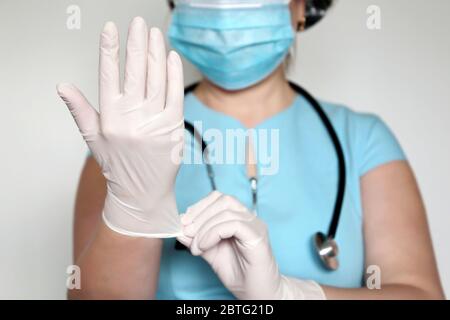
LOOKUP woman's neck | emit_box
[193,66,296,128]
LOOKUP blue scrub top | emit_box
[156,92,406,299]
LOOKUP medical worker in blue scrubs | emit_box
[58,0,444,299]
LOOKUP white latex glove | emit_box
[57,17,184,238]
[177,191,326,300]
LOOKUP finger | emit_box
[99,21,121,108]
[190,210,254,256]
[57,83,100,137]
[191,219,245,256]
[176,235,193,249]
[183,194,248,237]
[165,50,184,120]
[197,219,264,255]
[123,17,148,101]
[181,191,223,226]
[146,27,167,114]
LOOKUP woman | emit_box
[57,0,444,299]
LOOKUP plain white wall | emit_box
[0,0,448,299]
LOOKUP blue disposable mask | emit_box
[168,2,294,90]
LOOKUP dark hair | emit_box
[305,0,333,29]
[167,0,334,30]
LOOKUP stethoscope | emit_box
[175,81,346,271]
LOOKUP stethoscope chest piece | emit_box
[314,232,339,271]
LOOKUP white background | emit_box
[0,0,449,299]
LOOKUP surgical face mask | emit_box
[168,0,295,90]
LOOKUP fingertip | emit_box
[130,16,148,34]
[168,50,181,66]
[176,235,192,248]
[132,16,146,25]
[150,27,163,40]
[182,224,196,237]
[56,83,72,96]
[190,245,203,256]
[197,231,218,252]
[188,236,202,256]
[103,21,117,35]
[197,239,209,252]
[101,22,119,50]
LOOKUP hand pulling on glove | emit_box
[57,17,184,238]
[177,191,326,300]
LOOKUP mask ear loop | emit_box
[284,15,305,73]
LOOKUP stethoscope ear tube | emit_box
[288,83,346,238]
[184,120,217,190]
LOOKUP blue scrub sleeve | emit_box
[357,115,406,177]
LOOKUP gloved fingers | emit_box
[123,17,148,102]
[146,27,167,114]
[176,234,193,248]
[183,194,248,237]
[193,218,261,256]
[57,83,100,136]
[99,21,121,108]
[165,50,184,120]
[178,214,194,248]
[190,209,256,256]
[181,191,223,226]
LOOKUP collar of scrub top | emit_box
[176,82,346,271]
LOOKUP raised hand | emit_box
[57,17,185,238]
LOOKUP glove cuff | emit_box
[102,212,182,238]
[102,192,183,238]
[279,275,327,300]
